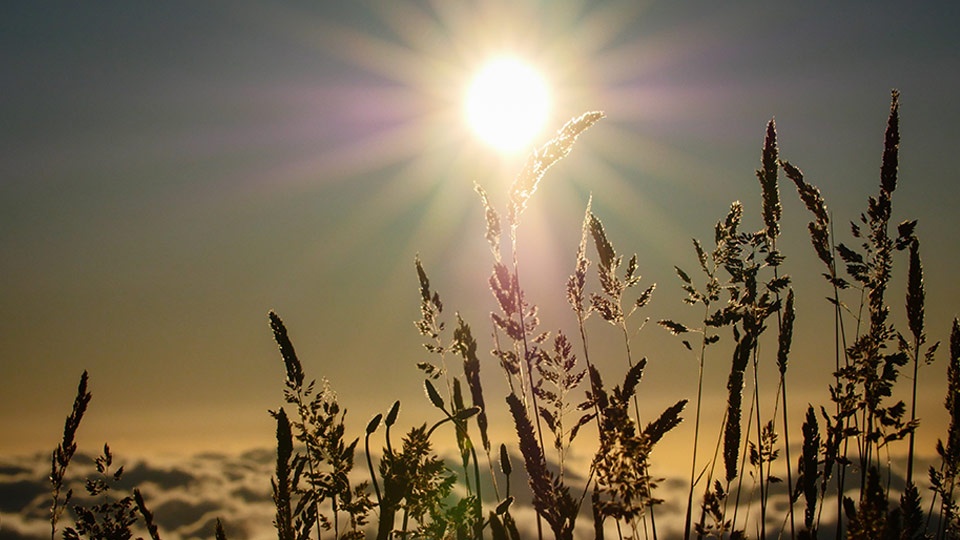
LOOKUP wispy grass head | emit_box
[508,111,604,230]
[782,160,835,277]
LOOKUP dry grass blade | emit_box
[781,160,834,276]
[621,359,646,402]
[905,238,926,485]
[566,197,592,314]
[724,333,753,482]
[50,370,92,540]
[781,161,828,223]
[757,118,781,239]
[880,89,900,195]
[534,332,588,461]
[899,482,924,540]
[507,392,553,512]
[906,239,924,341]
[134,488,162,540]
[215,518,228,540]
[658,320,690,335]
[54,371,91,473]
[777,289,795,375]
[846,467,890,539]
[414,255,445,344]
[943,318,960,469]
[271,408,294,540]
[506,393,577,539]
[509,111,604,228]
[475,183,502,262]
[933,319,960,539]
[454,315,490,451]
[643,399,688,446]
[799,405,820,532]
[588,213,616,275]
[269,311,304,390]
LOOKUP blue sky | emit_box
[2,0,959,487]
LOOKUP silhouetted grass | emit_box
[29,90,960,540]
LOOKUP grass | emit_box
[30,90,960,540]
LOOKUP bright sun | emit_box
[466,58,550,153]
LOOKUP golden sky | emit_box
[2,1,959,489]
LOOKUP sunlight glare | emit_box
[466,58,549,152]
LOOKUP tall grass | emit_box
[33,90,960,540]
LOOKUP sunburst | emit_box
[233,2,696,301]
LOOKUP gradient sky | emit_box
[2,0,959,478]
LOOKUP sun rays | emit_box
[231,1,711,303]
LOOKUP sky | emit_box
[2,0,960,519]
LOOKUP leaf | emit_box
[455,406,481,421]
[424,379,445,410]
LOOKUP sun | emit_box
[465,57,550,153]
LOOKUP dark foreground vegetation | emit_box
[34,91,960,539]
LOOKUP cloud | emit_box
[121,463,196,492]
[1,446,949,540]
[0,481,46,515]
[0,450,275,540]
